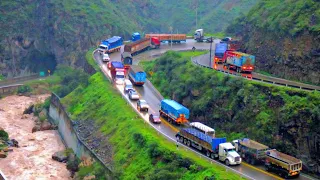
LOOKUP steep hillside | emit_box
[227,0,320,85]
[0,0,140,78]
[0,0,258,78]
[141,51,320,176]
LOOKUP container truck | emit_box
[124,37,160,56]
[214,43,228,63]
[110,61,125,85]
[176,128,241,165]
[145,34,186,43]
[223,50,255,73]
[265,149,302,178]
[159,99,189,124]
[132,32,141,42]
[194,29,213,43]
[232,138,270,165]
[98,36,123,54]
[128,65,147,86]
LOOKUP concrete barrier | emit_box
[49,93,113,179]
[0,84,23,96]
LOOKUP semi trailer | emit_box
[159,99,189,124]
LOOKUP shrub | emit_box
[17,85,31,93]
[0,130,9,141]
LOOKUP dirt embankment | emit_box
[0,95,70,180]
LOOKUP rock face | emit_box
[52,151,68,163]
[227,1,320,85]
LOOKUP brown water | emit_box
[0,95,70,180]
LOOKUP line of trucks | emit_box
[213,36,255,73]
[159,98,302,178]
[108,61,147,86]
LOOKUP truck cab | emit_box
[218,143,242,166]
[115,70,125,85]
[132,32,141,42]
[194,29,203,41]
[98,44,108,54]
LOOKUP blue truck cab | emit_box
[101,36,123,53]
[214,42,228,63]
[132,32,141,42]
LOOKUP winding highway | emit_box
[93,39,316,180]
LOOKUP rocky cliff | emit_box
[0,0,140,77]
[227,0,320,85]
[0,0,259,78]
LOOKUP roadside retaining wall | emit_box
[0,84,23,96]
[0,74,38,87]
[49,93,113,178]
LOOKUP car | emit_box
[102,53,110,62]
[124,79,134,93]
[128,90,139,100]
[137,100,149,112]
[149,114,161,124]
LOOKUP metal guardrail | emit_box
[191,56,320,92]
[0,74,39,87]
[0,84,24,95]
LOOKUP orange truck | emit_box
[145,34,186,43]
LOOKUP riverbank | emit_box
[0,95,70,180]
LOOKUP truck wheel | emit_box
[206,151,210,157]
[176,136,180,142]
[187,140,191,147]
[183,138,187,145]
[146,108,148,112]
[250,158,256,165]
[179,137,184,143]
[265,166,269,171]
[225,159,230,166]
[211,153,216,159]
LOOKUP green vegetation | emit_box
[61,72,244,179]
[0,130,9,141]
[226,0,320,86]
[228,0,320,36]
[17,85,31,94]
[141,51,320,162]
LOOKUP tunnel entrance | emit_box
[25,50,57,75]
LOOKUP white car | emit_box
[128,90,139,100]
[102,53,110,62]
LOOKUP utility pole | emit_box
[169,26,173,49]
[209,37,213,68]
[195,0,198,29]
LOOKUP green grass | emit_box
[86,48,100,72]
[61,71,245,179]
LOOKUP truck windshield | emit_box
[227,148,236,152]
[99,45,107,50]
[116,75,124,79]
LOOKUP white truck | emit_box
[194,29,213,43]
[218,143,242,165]
[176,127,241,166]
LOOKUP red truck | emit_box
[110,61,125,85]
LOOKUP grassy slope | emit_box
[60,54,244,179]
[140,51,320,160]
